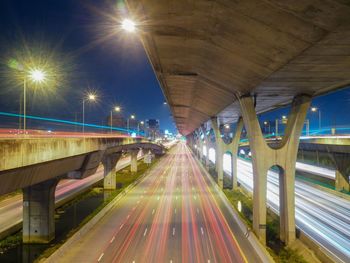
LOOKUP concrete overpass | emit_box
[0,136,164,243]
[236,135,350,191]
[126,0,350,247]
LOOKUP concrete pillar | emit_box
[102,153,122,190]
[211,117,224,188]
[229,117,244,190]
[335,170,350,192]
[239,94,310,246]
[330,152,350,192]
[130,150,139,173]
[23,178,59,243]
[200,126,210,170]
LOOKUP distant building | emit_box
[145,119,160,140]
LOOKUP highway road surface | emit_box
[0,154,140,239]
[48,143,266,263]
[235,159,350,263]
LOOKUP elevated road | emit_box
[235,159,350,263]
[0,155,140,239]
[47,143,270,263]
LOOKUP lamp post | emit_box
[82,93,96,134]
[138,121,144,135]
[23,69,47,134]
[110,106,121,133]
[311,107,321,133]
[127,114,135,135]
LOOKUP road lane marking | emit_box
[208,260,210,263]
[157,196,160,200]
[144,228,148,237]
[201,227,204,235]
[127,214,130,219]
[172,227,175,236]
[98,253,104,262]
[110,236,115,243]
[176,196,178,200]
[152,209,155,215]
[119,223,124,230]
[197,208,199,214]
[174,208,177,214]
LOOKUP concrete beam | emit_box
[23,178,59,244]
[239,94,310,246]
[102,153,122,190]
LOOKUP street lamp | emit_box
[127,114,135,135]
[311,107,322,133]
[22,68,47,133]
[82,93,96,134]
[110,106,121,133]
[121,19,136,32]
[137,120,144,135]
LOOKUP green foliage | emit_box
[0,233,21,253]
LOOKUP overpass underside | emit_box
[126,0,350,248]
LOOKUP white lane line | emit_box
[197,208,199,214]
[127,214,130,219]
[176,196,178,200]
[119,223,124,230]
[144,228,148,237]
[170,260,173,263]
[110,236,115,243]
[152,209,155,215]
[98,253,104,262]
[157,196,160,201]
[201,227,204,235]
[174,208,177,214]
[208,260,210,263]
[172,227,176,236]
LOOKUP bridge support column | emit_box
[102,153,122,190]
[23,178,59,244]
[211,117,224,188]
[130,150,139,173]
[229,117,244,190]
[331,153,350,192]
[239,94,310,246]
[335,170,349,191]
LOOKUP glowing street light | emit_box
[121,18,136,32]
[82,93,97,134]
[22,67,48,134]
[311,107,322,132]
[127,114,136,135]
[138,120,145,135]
[110,105,121,133]
[29,69,46,83]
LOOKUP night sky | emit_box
[0,0,349,135]
[0,0,175,132]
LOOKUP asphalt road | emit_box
[50,143,264,263]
